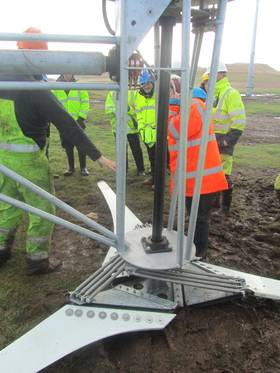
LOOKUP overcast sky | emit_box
[0,0,279,71]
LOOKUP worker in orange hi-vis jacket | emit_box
[168,87,228,258]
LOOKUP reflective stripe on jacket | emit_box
[53,89,89,120]
[213,77,246,135]
[133,91,156,147]
[0,99,40,154]
[168,98,228,196]
[105,90,138,134]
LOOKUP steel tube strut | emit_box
[0,194,116,248]
[176,0,192,266]
[189,0,206,87]
[0,165,117,241]
[151,16,175,245]
[246,0,260,97]
[115,0,129,253]
[0,50,106,75]
[189,28,204,88]
[0,82,119,91]
[185,0,229,261]
[0,32,118,44]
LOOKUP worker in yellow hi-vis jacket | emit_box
[105,90,145,175]
[202,62,246,214]
[53,74,90,176]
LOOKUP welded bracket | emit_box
[117,0,172,58]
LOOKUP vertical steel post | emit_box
[116,0,129,252]
[189,29,204,88]
[190,0,205,88]
[176,0,192,266]
[151,16,175,245]
[167,168,178,231]
[185,0,229,261]
[154,21,161,121]
[246,0,260,97]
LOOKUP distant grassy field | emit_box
[195,63,280,94]
[81,63,280,95]
[243,101,280,116]
[235,144,280,169]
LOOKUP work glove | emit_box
[77,117,86,129]
[216,134,227,149]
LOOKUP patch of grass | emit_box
[235,144,280,169]
[244,101,280,116]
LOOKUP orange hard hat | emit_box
[17,27,48,50]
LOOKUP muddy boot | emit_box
[79,152,89,176]
[80,168,89,176]
[221,189,233,216]
[26,256,61,275]
[64,147,75,176]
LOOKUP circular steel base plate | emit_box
[120,227,196,270]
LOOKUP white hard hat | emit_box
[206,62,228,74]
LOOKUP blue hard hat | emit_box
[139,69,154,85]
[192,87,207,100]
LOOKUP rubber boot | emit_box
[64,147,75,176]
[78,152,89,176]
[221,188,233,216]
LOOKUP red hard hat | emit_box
[17,27,48,50]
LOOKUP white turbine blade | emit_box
[98,181,143,264]
[0,305,175,373]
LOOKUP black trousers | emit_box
[185,192,217,257]
[145,144,156,181]
[127,133,145,172]
[145,144,170,182]
[60,134,87,170]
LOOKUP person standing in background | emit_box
[133,69,156,187]
[105,90,145,175]
[202,63,246,215]
[168,87,228,258]
[53,74,90,176]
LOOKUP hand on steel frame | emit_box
[97,155,116,171]
[77,117,86,129]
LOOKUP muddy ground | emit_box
[41,96,280,373]
[13,97,280,372]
